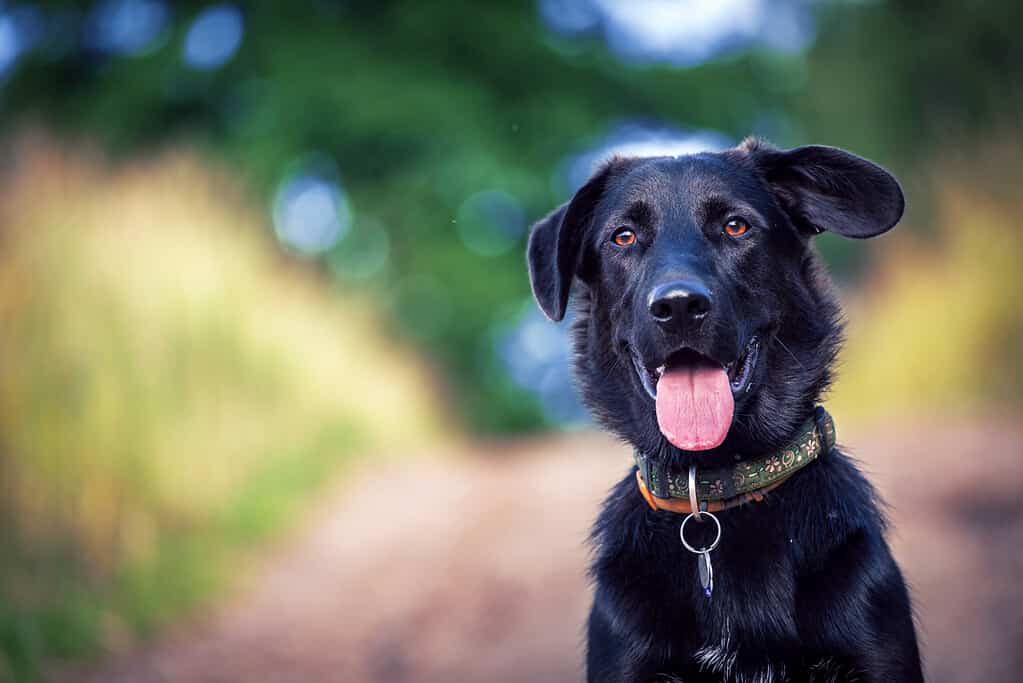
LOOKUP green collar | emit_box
[635,406,836,508]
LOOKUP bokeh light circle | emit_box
[538,0,814,67]
[85,0,169,56]
[183,4,244,70]
[273,169,352,256]
[455,190,524,257]
[557,122,731,196]
[327,219,390,281]
[496,302,587,425]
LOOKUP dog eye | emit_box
[724,218,751,237]
[612,228,637,247]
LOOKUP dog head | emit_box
[527,139,903,460]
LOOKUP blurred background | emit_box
[0,0,1020,681]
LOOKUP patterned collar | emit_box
[634,406,836,514]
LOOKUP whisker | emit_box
[772,336,806,370]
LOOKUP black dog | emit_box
[527,139,923,682]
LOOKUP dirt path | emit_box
[58,419,1023,682]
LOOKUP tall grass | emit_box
[0,138,447,679]
[831,145,1023,422]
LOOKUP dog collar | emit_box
[635,406,836,514]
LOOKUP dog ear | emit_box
[747,141,905,239]
[527,160,622,321]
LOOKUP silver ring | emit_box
[688,465,701,520]
[680,511,721,554]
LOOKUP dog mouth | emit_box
[630,336,760,401]
[628,337,760,451]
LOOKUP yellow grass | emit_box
[831,152,1022,423]
[0,137,448,676]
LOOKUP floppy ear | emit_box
[527,161,621,321]
[750,142,905,239]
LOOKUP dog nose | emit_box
[648,280,712,327]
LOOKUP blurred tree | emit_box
[2,0,1019,432]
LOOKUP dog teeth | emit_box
[655,365,665,377]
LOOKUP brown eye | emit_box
[724,218,750,237]
[612,228,637,247]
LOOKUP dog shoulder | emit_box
[780,448,891,566]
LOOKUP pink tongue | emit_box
[655,362,734,451]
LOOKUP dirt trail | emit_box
[59,419,1023,682]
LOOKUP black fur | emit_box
[527,139,922,682]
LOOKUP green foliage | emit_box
[5,1,1020,431]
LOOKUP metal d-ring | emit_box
[688,465,701,520]
[680,510,721,555]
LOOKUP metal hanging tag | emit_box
[697,551,714,596]
[680,510,722,598]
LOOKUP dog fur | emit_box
[526,139,923,682]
